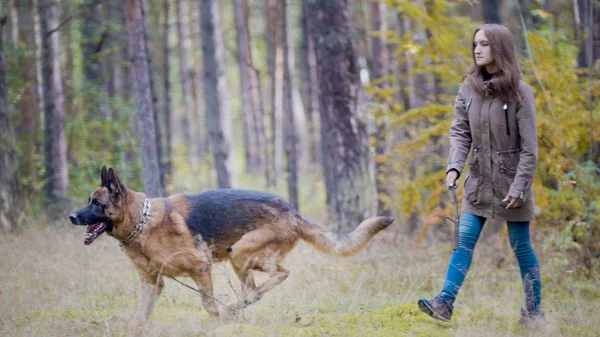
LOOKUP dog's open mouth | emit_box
[84,222,107,245]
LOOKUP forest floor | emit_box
[1,222,598,337]
[2,161,598,336]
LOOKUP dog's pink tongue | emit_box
[84,223,107,246]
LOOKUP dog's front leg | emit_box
[190,265,220,318]
[130,275,164,337]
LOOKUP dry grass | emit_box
[1,223,598,337]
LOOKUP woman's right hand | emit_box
[446,170,458,189]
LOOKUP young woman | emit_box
[417,24,544,325]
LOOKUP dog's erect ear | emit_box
[107,167,126,196]
[101,166,108,187]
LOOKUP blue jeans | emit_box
[438,212,542,313]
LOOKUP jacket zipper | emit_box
[503,103,510,136]
[466,99,472,112]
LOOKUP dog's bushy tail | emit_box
[295,216,394,257]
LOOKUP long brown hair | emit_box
[467,24,521,102]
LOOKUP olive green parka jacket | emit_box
[447,79,538,221]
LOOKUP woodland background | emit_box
[0,0,599,336]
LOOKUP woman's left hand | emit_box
[502,195,522,209]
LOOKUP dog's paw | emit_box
[218,303,239,320]
[243,293,262,306]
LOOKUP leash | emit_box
[167,276,237,312]
[445,187,460,251]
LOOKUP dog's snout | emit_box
[68,213,79,224]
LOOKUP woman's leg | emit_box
[438,212,486,304]
[507,221,542,314]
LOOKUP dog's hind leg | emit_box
[189,265,220,318]
[231,263,256,300]
[244,263,289,307]
[131,275,164,337]
[227,228,295,311]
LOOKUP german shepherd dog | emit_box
[69,166,393,335]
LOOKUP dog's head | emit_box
[68,166,128,245]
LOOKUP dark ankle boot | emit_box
[418,296,453,322]
[519,308,546,328]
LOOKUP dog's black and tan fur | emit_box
[69,166,393,335]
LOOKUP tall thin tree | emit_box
[200,0,236,188]
[301,2,322,167]
[575,0,599,161]
[175,0,195,163]
[266,0,283,186]
[189,0,210,157]
[307,0,377,229]
[576,0,600,68]
[281,0,298,209]
[61,0,75,121]
[16,0,41,191]
[7,0,17,42]
[370,0,392,216]
[482,0,503,24]
[106,0,123,108]
[125,0,163,197]
[34,0,44,117]
[39,0,70,221]
[0,15,20,232]
[163,0,173,181]
[235,0,263,175]
[81,0,105,117]
[395,5,427,234]
[141,0,166,196]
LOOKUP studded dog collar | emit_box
[119,198,151,251]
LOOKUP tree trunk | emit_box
[39,0,70,222]
[16,0,41,192]
[81,0,104,117]
[239,0,267,176]
[292,88,308,171]
[120,0,138,184]
[266,0,283,186]
[575,0,599,162]
[200,0,236,188]
[263,0,272,185]
[0,16,20,232]
[576,0,600,68]
[34,0,44,118]
[280,2,308,176]
[301,2,322,167]
[235,0,260,175]
[7,0,18,43]
[162,0,173,182]
[189,0,209,157]
[307,0,377,230]
[413,2,430,107]
[396,10,423,111]
[482,0,503,24]
[140,0,166,196]
[106,0,122,103]
[281,0,298,210]
[370,0,392,216]
[424,1,443,104]
[394,10,413,232]
[62,0,75,120]
[125,0,163,198]
[122,2,134,102]
[175,0,195,162]
[395,11,412,111]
